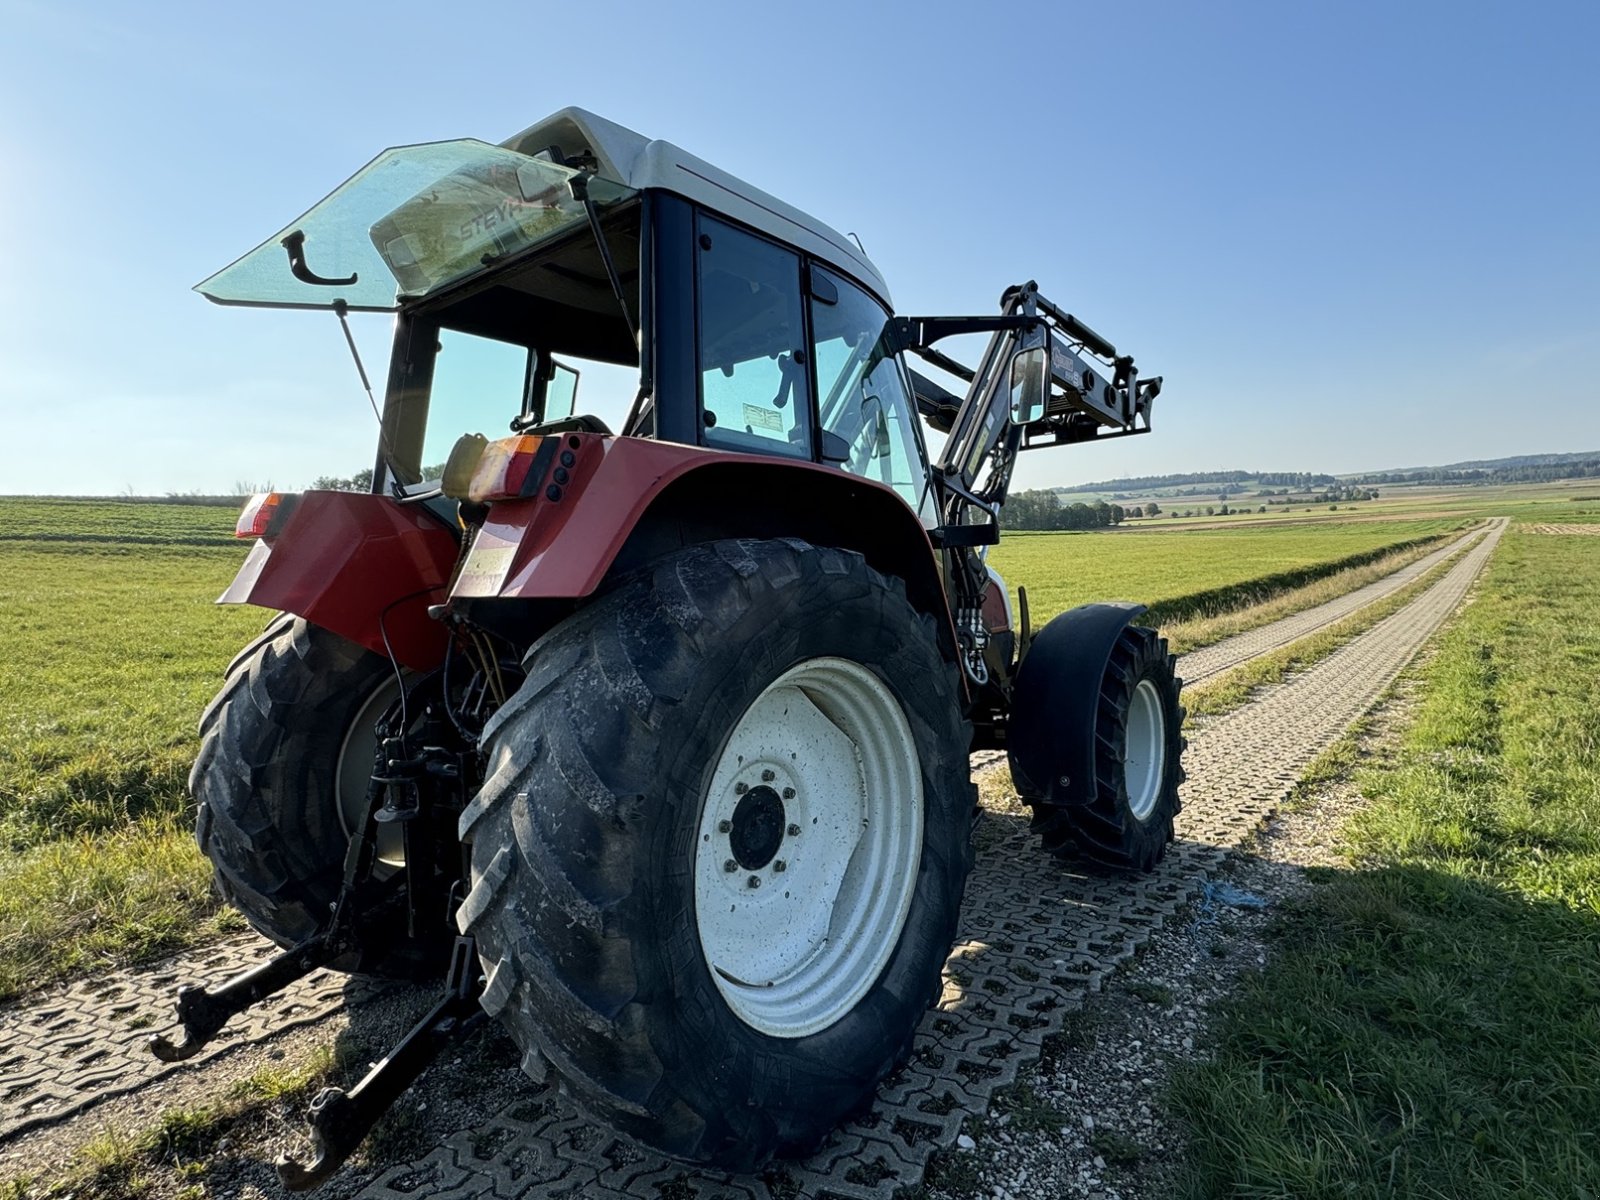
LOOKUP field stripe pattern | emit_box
[0,521,1505,1197]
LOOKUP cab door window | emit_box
[810,266,929,511]
[696,216,812,458]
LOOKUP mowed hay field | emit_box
[0,493,1555,1002]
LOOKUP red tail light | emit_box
[442,434,551,503]
[236,492,287,538]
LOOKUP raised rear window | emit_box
[195,140,633,311]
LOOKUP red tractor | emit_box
[168,108,1181,1187]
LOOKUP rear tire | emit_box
[190,616,435,977]
[1010,624,1184,872]
[457,539,974,1169]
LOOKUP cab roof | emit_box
[503,108,890,308]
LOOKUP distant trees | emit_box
[1064,469,1338,493]
[311,468,374,492]
[1349,455,1600,486]
[1005,490,1128,531]
[1261,485,1378,506]
[1144,500,1161,517]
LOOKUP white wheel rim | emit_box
[1124,678,1166,822]
[336,677,406,871]
[694,657,924,1039]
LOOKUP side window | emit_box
[696,216,812,457]
[811,267,929,511]
[422,329,528,477]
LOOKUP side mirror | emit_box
[1009,346,1048,424]
[547,361,580,420]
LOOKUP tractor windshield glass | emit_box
[195,140,634,311]
[811,268,930,514]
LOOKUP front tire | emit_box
[457,539,974,1169]
[1010,624,1184,872]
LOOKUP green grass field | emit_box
[1171,529,1600,1198]
[0,498,240,544]
[990,517,1468,625]
[0,503,259,999]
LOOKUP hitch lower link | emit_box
[276,936,485,1190]
[149,694,483,1188]
[147,931,484,1189]
[148,933,350,1063]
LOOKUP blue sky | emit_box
[1,0,1595,495]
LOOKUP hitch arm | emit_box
[275,937,485,1191]
[148,934,346,1062]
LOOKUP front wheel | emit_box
[457,539,975,1168]
[1009,622,1184,872]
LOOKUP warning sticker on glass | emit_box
[742,404,785,433]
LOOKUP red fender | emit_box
[219,492,458,670]
[453,436,955,657]
[222,436,957,675]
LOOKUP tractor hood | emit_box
[195,139,633,312]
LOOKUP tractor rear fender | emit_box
[218,491,460,671]
[452,435,959,666]
[1008,602,1148,802]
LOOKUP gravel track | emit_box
[1171,522,1488,684]
[0,518,1505,1198]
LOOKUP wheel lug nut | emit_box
[787,823,801,837]
[782,787,795,800]
[718,820,731,833]
[747,875,761,889]
[723,859,738,873]
[774,860,787,872]
[734,782,748,795]
[761,769,776,782]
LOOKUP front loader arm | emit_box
[896,281,1163,504]
[896,282,1164,688]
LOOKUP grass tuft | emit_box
[0,822,244,1002]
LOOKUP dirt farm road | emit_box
[0,518,1507,1200]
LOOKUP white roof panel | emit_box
[502,107,891,308]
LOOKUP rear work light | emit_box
[235,492,287,538]
[441,433,560,503]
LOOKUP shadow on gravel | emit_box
[260,806,1225,1200]
[169,973,538,1200]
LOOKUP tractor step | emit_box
[276,936,484,1191]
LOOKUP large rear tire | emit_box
[190,616,433,977]
[457,539,974,1169]
[1010,623,1184,872]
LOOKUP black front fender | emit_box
[1008,602,1147,804]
